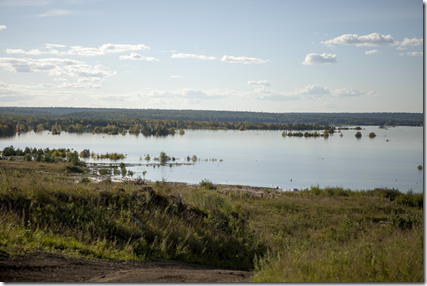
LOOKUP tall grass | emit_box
[0,169,264,270]
[0,166,423,281]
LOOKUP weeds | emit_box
[0,163,423,281]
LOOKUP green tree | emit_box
[323,130,329,137]
[160,151,167,164]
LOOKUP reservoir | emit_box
[0,126,423,193]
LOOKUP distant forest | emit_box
[0,107,423,126]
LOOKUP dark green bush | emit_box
[199,179,216,190]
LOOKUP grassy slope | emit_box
[0,161,423,282]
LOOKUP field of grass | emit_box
[0,159,423,282]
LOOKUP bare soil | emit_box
[0,252,252,282]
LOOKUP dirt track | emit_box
[0,252,252,282]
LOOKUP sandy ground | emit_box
[0,252,252,282]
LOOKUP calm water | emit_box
[0,126,423,193]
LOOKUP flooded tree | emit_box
[160,151,167,164]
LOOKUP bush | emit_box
[80,177,91,183]
[99,168,111,176]
[389,211,419,230]
[160,152,167,164]
[199,179,216,190]
[395,191,423,209]
[66,165,83,173]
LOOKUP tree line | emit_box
[0,115,331,136]
[0,107,423,126]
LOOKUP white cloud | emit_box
[365,49,380,55]
[398,37,423,50]
[119,53,159,61]
[221,55,268,64]
[171,53,215,60]
[6,43,151,57]
[0,25,7,30]
[99,44,150,54]
[60,82,101,89]
[247,80,271,87]
[406,51,423,56]
[330,88,378,97]
[38,9,72,17]
[6,48,60,55]
[66,44,150,56]
[171,75,182,78]
[302,53,337,65]
[295,85,330,98]
[295,85,330,95]
[45,43,66,49]
[322,33,396,47]
[0,57,116,83]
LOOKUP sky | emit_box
[0,0,423,113]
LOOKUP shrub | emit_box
[389,211,419,230]
[66,165,83,173]
[80,177,91,183]
[199,179,216,190]
[99,168,111,176]
[160,152,167,164]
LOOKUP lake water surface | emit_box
[0,126,423,193]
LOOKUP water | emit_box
[0,126,423,193]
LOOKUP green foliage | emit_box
[199,179,216,190]
[159,152,167,164]
[0,164,423,281]
[388,211,419,230]
[79,149,90,158]
[66,165,83,173]
[0,170,265,270]
[99,168,111,176]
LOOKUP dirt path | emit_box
[0,252,252,282]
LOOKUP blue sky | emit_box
[0,0,423,112]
